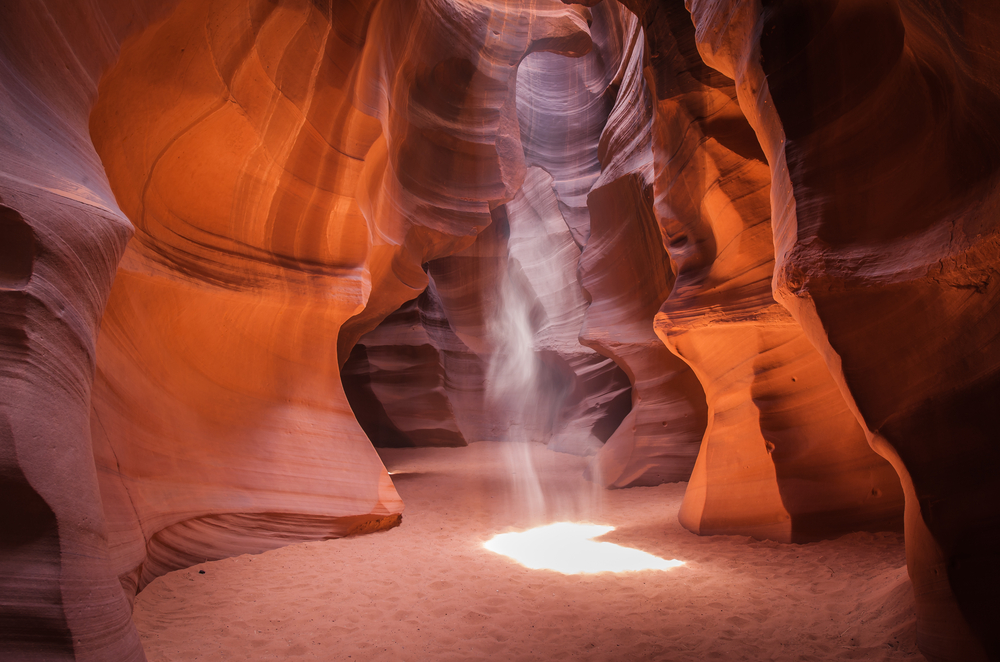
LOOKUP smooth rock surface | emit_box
[4,0,999,659]
[578,6,709,488]
[1,0,597,657]
[0,1,175,658]
[619,0,904,544]
[87,0,598,601]
[681,0,1000,658]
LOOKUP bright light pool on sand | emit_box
[484,522,685,574]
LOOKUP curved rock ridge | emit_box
[573,5,709,488]
[580,174,709,487]
[347,166,636,455]
[516,1,629,247]
[348,3,714,481]
[338,0,598,362]
[0,0,178,658]
[88,0,401,603]
[89,0,599,598]
[614,0,903,542]
[342,279,474,449]
[493,166,632,454]
[484,3,636,456]
[4,0,1000,659]
[684,0,1000,658]
[345,6,642,457]
[2,0,597,657]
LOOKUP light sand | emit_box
[134,441,922,661]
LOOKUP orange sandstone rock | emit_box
[620,0,903,542]
[684,0,1000,658]
[2,0,596,657]
[578,5,710,487]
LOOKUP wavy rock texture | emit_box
[683,0,1000,658]
[615,0,903,543]
[516,1,625,247]
[5,0,999,659]
[502,3,634,456]
[89,0,599,595]
[2,0,596,658]
[581,175,709,487]
[342,280,474,448]
[494,166,632,453]
[336,0,596,361]
[345,5,647,459]
[348,168,638,455]
[348,3,712,487]
[0,1,176,659]
[577,6,709,488]
[88,0,399,602]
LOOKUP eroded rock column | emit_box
[0,0,172,658]
[88,0,598,598]
[578,5,709,487]
[685,0,1000,657]
[618,0,903,542]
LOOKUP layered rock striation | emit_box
[2,0,597,658]
[578,6,709,487]
[4,0,1000,660]
[342,280,475,449]
[678,0,1000,658]
[346,3,710,485]
[1,1,176,658]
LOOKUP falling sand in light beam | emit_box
[484,522,685,574]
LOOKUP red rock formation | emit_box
[0,1,173,658]
[577,6,709,487]
[611,0,904,543]
[4,0,999,659]
[88,0,404,600]
[342,282,472,448]
[337,0,596,361]
[86,0,602,594]
[343,4,714,492]
[347,166,637,455]
[2,0,597,657]
[681,0,1000,658]
[345,5,642,457]
[495,166,632,453]
[581,176,709,487]
[516,1,628,247]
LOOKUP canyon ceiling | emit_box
[1,0,998,660]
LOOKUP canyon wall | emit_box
[650,0,1000,658]
[87,0,601,618]
[345,3,711,487]
[4,0,999,660]
[1,2,176,658]
[1,0,595,658]
[578,5,710,487]
[617,0,904,545]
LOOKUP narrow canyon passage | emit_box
[133,442,918,662]
[4,0,1000,659]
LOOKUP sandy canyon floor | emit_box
[134,442,922,661]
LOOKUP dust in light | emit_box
[483,522,685,574]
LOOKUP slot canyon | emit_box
[1,0,998,660]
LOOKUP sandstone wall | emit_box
[345,3,710,486]
[679,0,1000,657]
[1,0,596,657]
[4,0,998,659]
